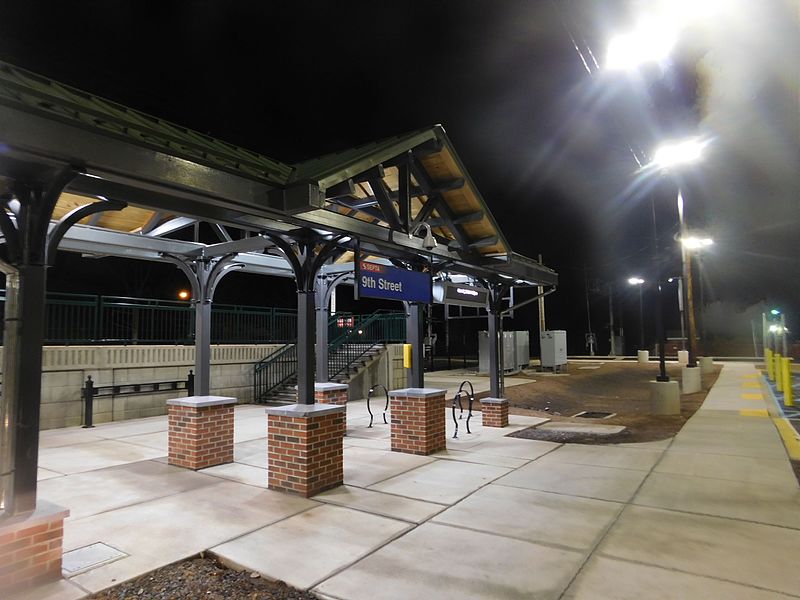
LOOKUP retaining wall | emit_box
[1,344,281,430]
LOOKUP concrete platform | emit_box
[19,362,800,600]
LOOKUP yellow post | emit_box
[766,349,774,380]
[403,343,413,369]
[783,358,794,407]
[775,353,783,392]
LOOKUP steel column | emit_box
[297,291,316,403]
[194,299,212,395]
[162,254,242,396]
[406,303,424,388]
[0,266,19,515]
[485,282,509,399]
[0,171,124,516]
[488,309,501,398]
[315,277,329,382]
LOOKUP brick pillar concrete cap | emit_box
[314,382,349,391]
[480,397,509,405]
[389,387,447,398]
[0,500,69,535]
[167,395,236,408]
[265,403,346,418]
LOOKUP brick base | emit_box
[314,382,349,406]
[389,388,446,455]
[480,397,509,428]
[167,396,236,470]
[266,404,346,497]
[0,501,69,593]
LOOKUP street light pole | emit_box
[678,190,699,367]
[650,196,669,382]
[638,285,644,349]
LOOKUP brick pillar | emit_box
[314,382,349,405]
[0,501,69,592]
[480,397,509,428]
[266,404,346,497]
[388,388,446,455]
[167,396,236,470]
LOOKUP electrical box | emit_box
[515,330,530,369]
[478,331,530,374]
[540,330,567,368]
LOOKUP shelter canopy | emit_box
[0,61,556,287]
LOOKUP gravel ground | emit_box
[505,361,722,444]
[87,556,318,600]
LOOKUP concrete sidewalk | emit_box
[20,362,800,600]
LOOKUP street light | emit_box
[650,138,708,367]
[628,277,646,350]
[605,18,678,70]
[681,236,713,250]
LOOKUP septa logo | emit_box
[360,261,385,273]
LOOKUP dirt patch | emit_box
[504,361,721,445]
[87,555,317,600]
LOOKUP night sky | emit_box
[0,1,797,354]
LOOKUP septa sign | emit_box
[357,261,431,303]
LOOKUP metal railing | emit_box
[0,290,299,344]
[253,344,298,402]
[81,371,195,428]
[253,310,406,402]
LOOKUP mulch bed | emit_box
[88,555,318,600]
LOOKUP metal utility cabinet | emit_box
[479,330,530,373]
[540,330,567,368]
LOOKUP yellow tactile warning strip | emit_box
[739,409,769,417]
[742,373,758,379]
[773,419,800,460]
[740,393,764,401]
[741,381,761,388]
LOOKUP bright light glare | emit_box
[770,309,781,315]
[769,324,787,334]
[605,18,677,70]
[681,236,713,250]
[653,138,706,168]
[178,290,190,300]
[628,277,645,285]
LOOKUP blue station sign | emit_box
[357,260,432,303]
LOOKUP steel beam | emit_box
[146,216,197,238]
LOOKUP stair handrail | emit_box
[253,343,297,401]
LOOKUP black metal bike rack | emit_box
[451,380,476,439]
[367,384,390,428]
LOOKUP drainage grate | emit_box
[62,542,127,576]
[572,411,616,419]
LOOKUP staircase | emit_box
[254,343,386,404]
[330,343,386,383]
[253,310,403,405]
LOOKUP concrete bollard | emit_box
[782,358,793,407]
[699,356,714,375]
[677,350,689,366]
[649,380,681,415]
[775,354,784,392]
[637,350,650,365]
[681,366,702,394]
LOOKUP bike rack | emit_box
[451,380,476,439]
[367,384,390,428]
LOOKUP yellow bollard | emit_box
[783,357,794,407]
[403,343,413,369]
[766,349,774,380]
[775,353,783,392]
